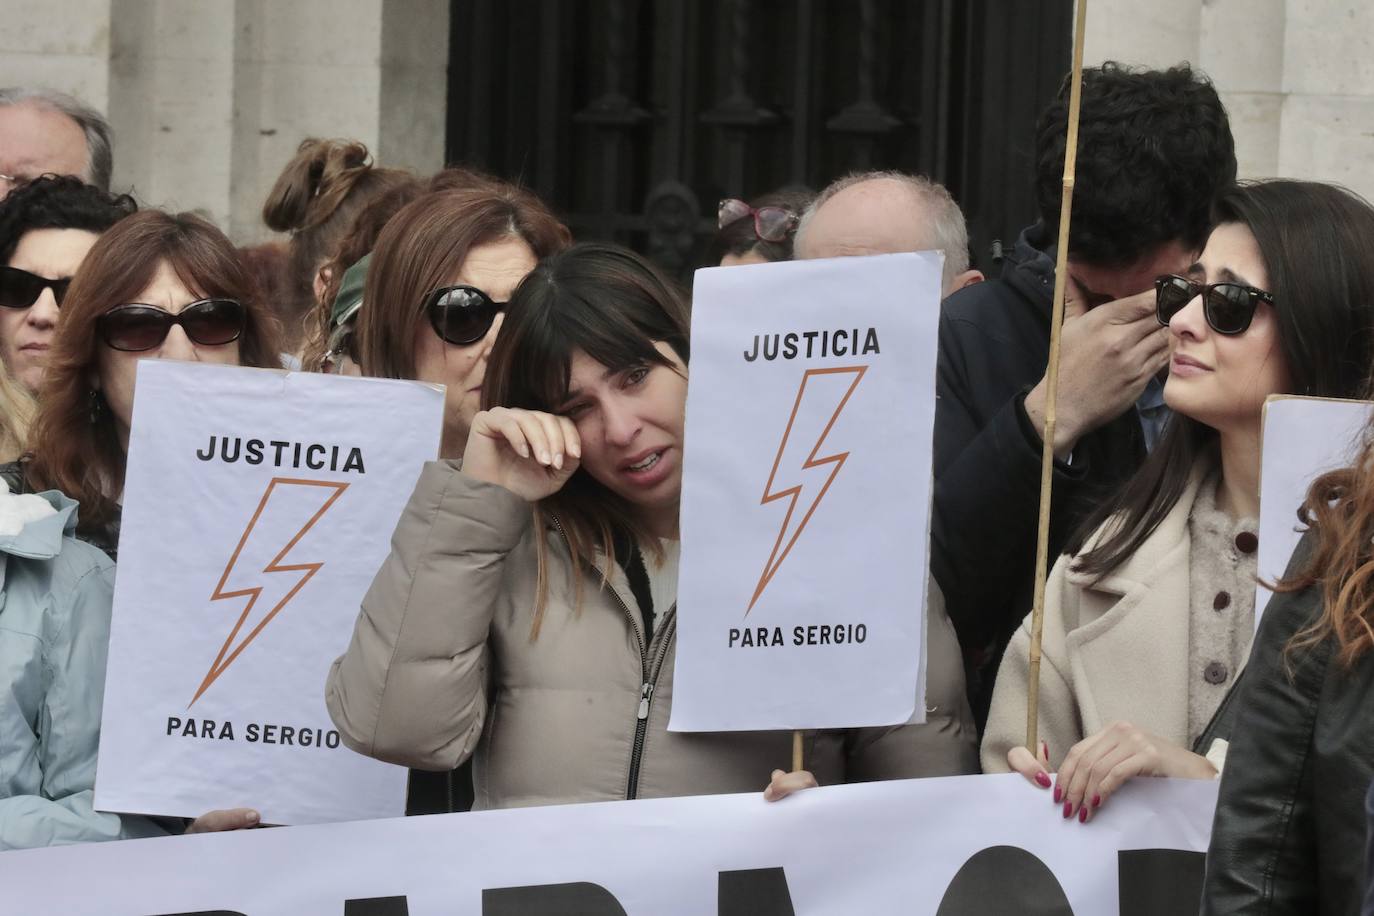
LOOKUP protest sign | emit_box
[94,362,443,825]
[1257,395,1373,624]
[0,774,1216,915]
[671,252,941,732]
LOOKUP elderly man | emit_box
[0,88,113,198]
[794,170,983,294]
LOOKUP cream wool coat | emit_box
[982,465,1211,773]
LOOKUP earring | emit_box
[88,389,103,425]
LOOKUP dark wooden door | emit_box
[446,0,1072,284]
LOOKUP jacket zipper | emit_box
[625,612,674,799]
[548,517,670,800]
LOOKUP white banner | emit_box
[671,253,941,732]
[0,774,1216,915]
[94,362,444,825]
[1257,395,1372,623]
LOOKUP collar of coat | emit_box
[1063,461,1211,598]
[0,488,78,562]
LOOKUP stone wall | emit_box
[0,0,447,242]
[0,2,1368,240]
[1084,0,1374,203]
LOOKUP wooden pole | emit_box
[792,729,804,772]
[1027,0,1089,754]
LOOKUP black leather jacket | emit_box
[1201,535,1374,915]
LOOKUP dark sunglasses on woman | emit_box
[0,265,71,309]
[425,285,504,346]
[1155,274,1276,336]
[718,198,799,243]
[97,298,247,352]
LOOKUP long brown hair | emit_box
[484,243,691,637]
[355,182,569,380]
[1284,429,1374,667]
[262,138,411,350]
[300,167,503,371]
[1067,180,1374,580]
[27,210,282,539]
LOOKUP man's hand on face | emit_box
[1023,278,1171,460]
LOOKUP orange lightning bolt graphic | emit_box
[747,365,868,614]
[189,477,349,707]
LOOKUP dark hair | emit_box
[1036,62,1236,267]
[261,139,412,348]
[707,186,814,265]
[1068,180,1374,579]
[0,174,136,265]
[356,181,570,381]
[484,242,690,635]
[27,210,282,539]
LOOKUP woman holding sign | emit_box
[1,208,284,839]
[982,181,1374,824]
[328,242,976,807]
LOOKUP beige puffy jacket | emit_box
[327,461,977,809]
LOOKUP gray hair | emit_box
[795,169,971,284]
[0,87,113,190]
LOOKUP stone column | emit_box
[1277,0,1374,202]
[108,0,236,222]
[0,0,111,107]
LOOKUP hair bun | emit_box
[262,138,373,233]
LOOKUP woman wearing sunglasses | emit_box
[710,188,813,267]
[327,242,977,809]
[0,174,136,394]
[980,180,1374,822]
[353,183,569,459]
[17,209,282,560]
[2,208,282,841]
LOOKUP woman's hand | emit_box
[463,407,581,502]
[185,807,260,833]
[763,768,818,802]
[1006,740,1053,790]
[1055,721,1217,823]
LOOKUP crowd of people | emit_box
[2,61,1374,913]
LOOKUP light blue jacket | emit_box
[0,489,165,849]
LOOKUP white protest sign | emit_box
[94,362,443,825]
[1257,395,1373,624]
[0,774,1217,915]
[671,253,940,732]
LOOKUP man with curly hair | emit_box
[932,63,1237,724]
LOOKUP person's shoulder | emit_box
[941,275,1025,322]
[39,533,118,603]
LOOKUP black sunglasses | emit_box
[98,299,247,352]
[0,266,71,310]
[1155,274,1275,336]
[424,285,504,346]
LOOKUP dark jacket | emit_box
[933,225,1147,670]
[1201,534,1373,916]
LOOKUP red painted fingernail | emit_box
[1062,801,1073,819]
[1078,806,1088,823]
[1092,794,1101,808]
[1053,785,1063,803]
[1034,771,1051,788]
